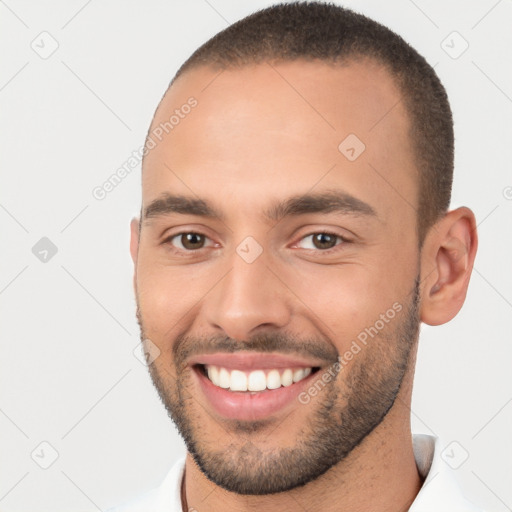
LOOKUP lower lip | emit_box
[194,366,317,421]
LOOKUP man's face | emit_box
[132,60,422,494]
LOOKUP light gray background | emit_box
[1,0,511,511]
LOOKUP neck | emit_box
[181,386,423,512]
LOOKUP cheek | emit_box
[284,258,414,345]
[135,258,183,333]
[135,252,218,334]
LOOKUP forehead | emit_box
[141,59,417,224]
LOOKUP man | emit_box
[113,2,481,510]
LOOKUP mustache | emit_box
[172,331,339,370]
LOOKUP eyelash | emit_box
[162,231,349,254]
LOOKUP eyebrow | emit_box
[143,190,378,223]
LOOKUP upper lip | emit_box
[188,352,326,371]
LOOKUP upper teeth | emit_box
[206,365,312,392]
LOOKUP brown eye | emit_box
[165,232,212,251]
[180,233,205,250]
[296,232,345,251]
[312,233,338,249]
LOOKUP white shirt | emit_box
[107,434,484,511]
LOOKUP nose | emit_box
[201,249,292,341]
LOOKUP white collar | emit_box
[109,434,483,511]
[409,434,483,511]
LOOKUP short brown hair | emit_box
[168,1,454,243]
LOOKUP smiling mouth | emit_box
[196,364,321,392]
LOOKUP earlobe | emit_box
[130,217,140,294]
[130,216,140,265]
[420,207,478,326]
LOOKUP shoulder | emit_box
[410,434,486,512]
[106,456,186,512]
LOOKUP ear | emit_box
[130,217,140,291]
[419,207,478,326]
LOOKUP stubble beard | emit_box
[136,279,421,495]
